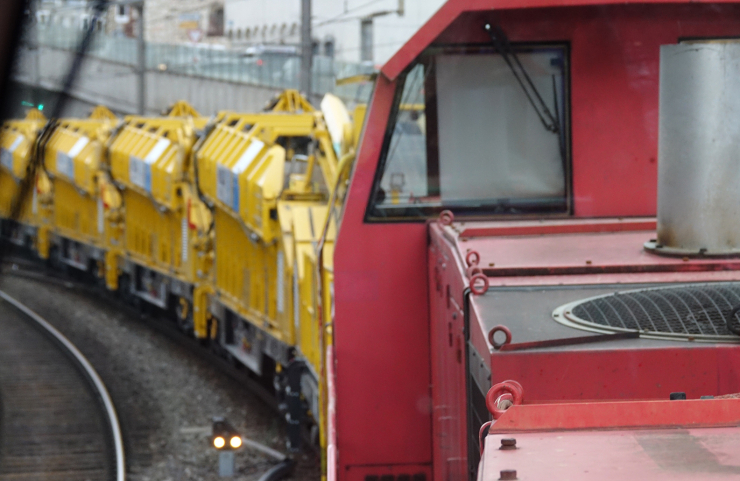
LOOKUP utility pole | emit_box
[135,2,146,115]
[32,0,41,108]
[112,0,146,114]
[300,0,311,97]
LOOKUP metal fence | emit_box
[34,25,376,104]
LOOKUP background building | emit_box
[224,0,445,66]
[109,0,224,43]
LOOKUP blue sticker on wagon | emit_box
[129,138,170,192]
[216,139,264,212]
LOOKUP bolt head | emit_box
[500,438,517,449]
[499,469,517,480]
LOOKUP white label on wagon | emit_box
[130,138,171,192]
[1,135,24,172]
[230,139,265,211]
[57,136,89,179]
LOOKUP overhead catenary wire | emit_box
[314,0,387,26]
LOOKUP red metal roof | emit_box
[381,0,740,80]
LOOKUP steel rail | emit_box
[0,289,126,481]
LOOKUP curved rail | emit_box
[0,289,126,481]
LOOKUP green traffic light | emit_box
[20,101,43,111]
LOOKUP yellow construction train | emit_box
[0,90,363,454]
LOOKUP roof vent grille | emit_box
[553,283,740,342]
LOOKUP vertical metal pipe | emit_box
[300,0,312,96]
[136,3,145,115]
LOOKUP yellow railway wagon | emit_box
[0,92,362,458]
[0,109,48,247]
[39,106,120,265]
[196,91,355,450]
[196,93,336,365]
[107,103,212,331]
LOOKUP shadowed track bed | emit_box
[0,299,114,481]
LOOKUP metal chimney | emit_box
[647,42,740,256]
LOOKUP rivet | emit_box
[585,260,592,265]
[499,469,517,480]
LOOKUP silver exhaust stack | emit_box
[646,42,740,256]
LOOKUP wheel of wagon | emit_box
[175,297,194,335]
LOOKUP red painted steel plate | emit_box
[491,398,740,432]
[383,0,740,81]
[481,427,740,480]
[457,231,740,277]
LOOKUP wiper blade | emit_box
[484,23,560,134]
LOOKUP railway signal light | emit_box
[212,417,242,451]
[212,417,241,477]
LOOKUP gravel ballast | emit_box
[0,273,319,481]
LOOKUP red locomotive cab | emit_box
[332,1,740,481]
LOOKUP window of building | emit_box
[324,38,335,57]
[366,44,570,220]
[208,7,224,36]
[360,19,373,62]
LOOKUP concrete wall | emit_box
[13,44,285,117]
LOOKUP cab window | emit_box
[367,43,570,220]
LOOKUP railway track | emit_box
[0,256,319,473]
[2,257,280,413]
[0,289,125,481]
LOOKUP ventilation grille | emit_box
[554,283,740,341]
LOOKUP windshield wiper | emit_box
[484,23,560,134]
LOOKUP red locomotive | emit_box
[332,0,740,479]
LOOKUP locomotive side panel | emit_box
[428,224,470,481]
[335,74,434,470]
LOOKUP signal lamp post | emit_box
[212,417,242,477]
